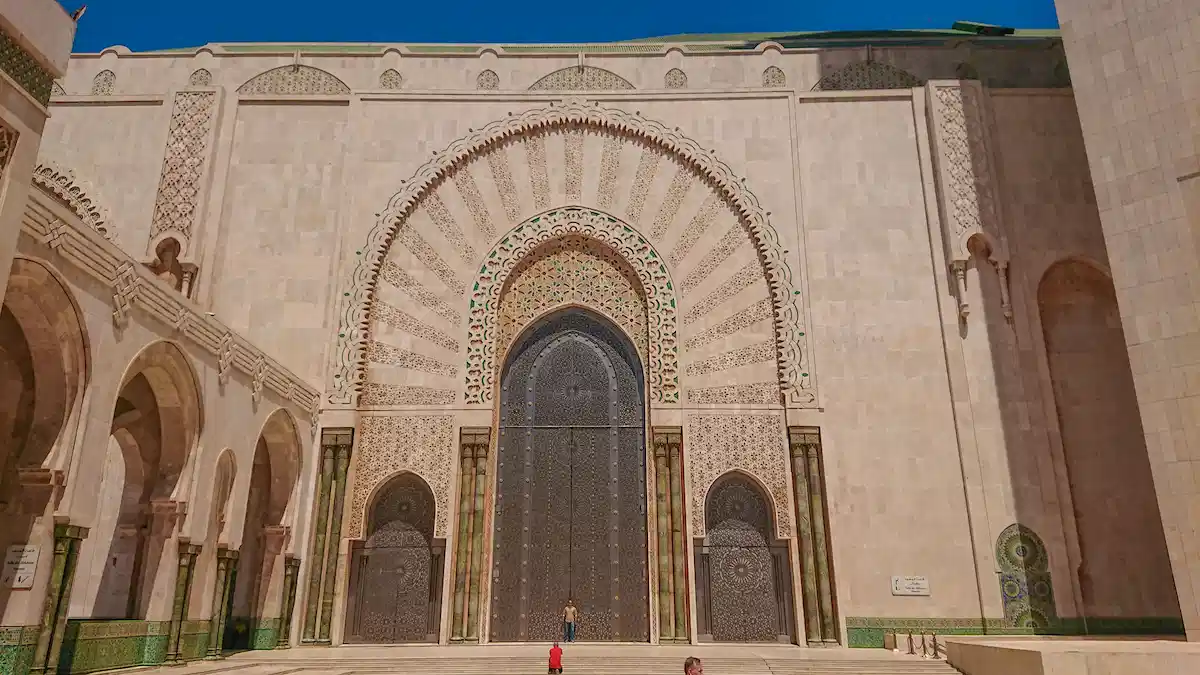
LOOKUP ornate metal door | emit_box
[491,311,649,642]
[345,473,445,644]
[695,474,794,643]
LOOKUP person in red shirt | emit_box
[548,641,563,674]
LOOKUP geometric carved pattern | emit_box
[467,208,676,405]
[497,235,649,368]
[349,415,456,539]
[91,70,115,95]
[687,383,780,405]
[996,524,1057,630]
[360,383,457,407]
[529,66,634,91]
[0,25,55,105]
[685,341,776,377]
[32,158,113,240]
[380,69,403,89]
[51,82,66,97]
[762,66,785,88]
[813,61,922,92]
[237,65,351,95]
[664,68,687,89]
[188,69,212,87]
[149,92,216,240]
[477,70,499,90]
[333,101,812,409]
[929,82,998,262]
[683,261,760,326]
[683,298,773,353]
[687,413,791,539]
[0,121,17,182]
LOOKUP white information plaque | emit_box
[2,545,39,590]
[890,575,930,597]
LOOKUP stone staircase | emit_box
[157,646,960,675]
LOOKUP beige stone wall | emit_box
[1055,0,1200,639]
[32,40,1131,642]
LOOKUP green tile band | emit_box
[844,616,1186,649]
[0,626,39,675]
[56,621,171,673]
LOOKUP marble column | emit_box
[205,548,239,659]
[466,437,488,642]
[166,542,201,664]
[300,441,335,643]
[666,431,687,642]
[302,428,353,645]
[316,436,352,644]
[276,556,300,648]
[450,428,489,642]
[653,437,674,641]
[29,523,87,675]
[788,427,838,644]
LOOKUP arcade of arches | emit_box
[0,35,1191,674]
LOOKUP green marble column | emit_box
[652,436,673,641]
[31,523,87,675]
[465,438,488,642]
[665,431,688,642]
[317,437,352,644]
[788,428,822,645]
[806,437,837,643]
[450,436,476,642]
[301,440,336,643]
[206,548,238,658]
[276,556,300,648]
[167,542,201,663]
[788,427,838,644]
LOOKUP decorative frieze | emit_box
[813,61,922,91]
[22,189,320,418]
[32,159,112,240]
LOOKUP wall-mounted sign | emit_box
[890,575,930,597]
[2,545,39,589]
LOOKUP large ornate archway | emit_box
[331,100,814,410]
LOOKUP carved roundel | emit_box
[330,101,813,410]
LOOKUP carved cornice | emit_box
[21,187,320,423]
[331,99,812,409]
[32,158,113,240]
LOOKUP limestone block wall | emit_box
[1055,0,1200,641]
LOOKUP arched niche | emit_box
[344,471,445,644]
[237,65,350,96]
[695,471,795,643]
[812,60,922,91]
[529,65,634,91]
[1037,259,1179,619]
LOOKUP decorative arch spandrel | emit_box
[331,101,813,410]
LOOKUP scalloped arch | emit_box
[32,158,113,240]
[328,100,812,409]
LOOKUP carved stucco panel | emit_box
[349,415,456,539]
[149,91,216,242]
[687,413,792,539]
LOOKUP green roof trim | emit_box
[116,23,1061,57]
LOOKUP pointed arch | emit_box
[812,61,922,91]
[32,157,114,239]
[529,65,634,91]
[237,65,350,95]
[254,407,303,525]
[330,101,811,409]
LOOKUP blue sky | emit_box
[60,0,1060,53]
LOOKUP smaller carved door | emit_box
[345,473,445,644]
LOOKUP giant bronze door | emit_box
[490,310,649,642]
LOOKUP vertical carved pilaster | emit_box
[788,427,839,644]
[652,435,673,640]
[30,523,88,675]
[466,431,489,642]
[206,548,239,658]
[665,430,688,642]
[276,556,300,648]
[167,542,201,663]
[301,440,336,643]
[317,431,353,643]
